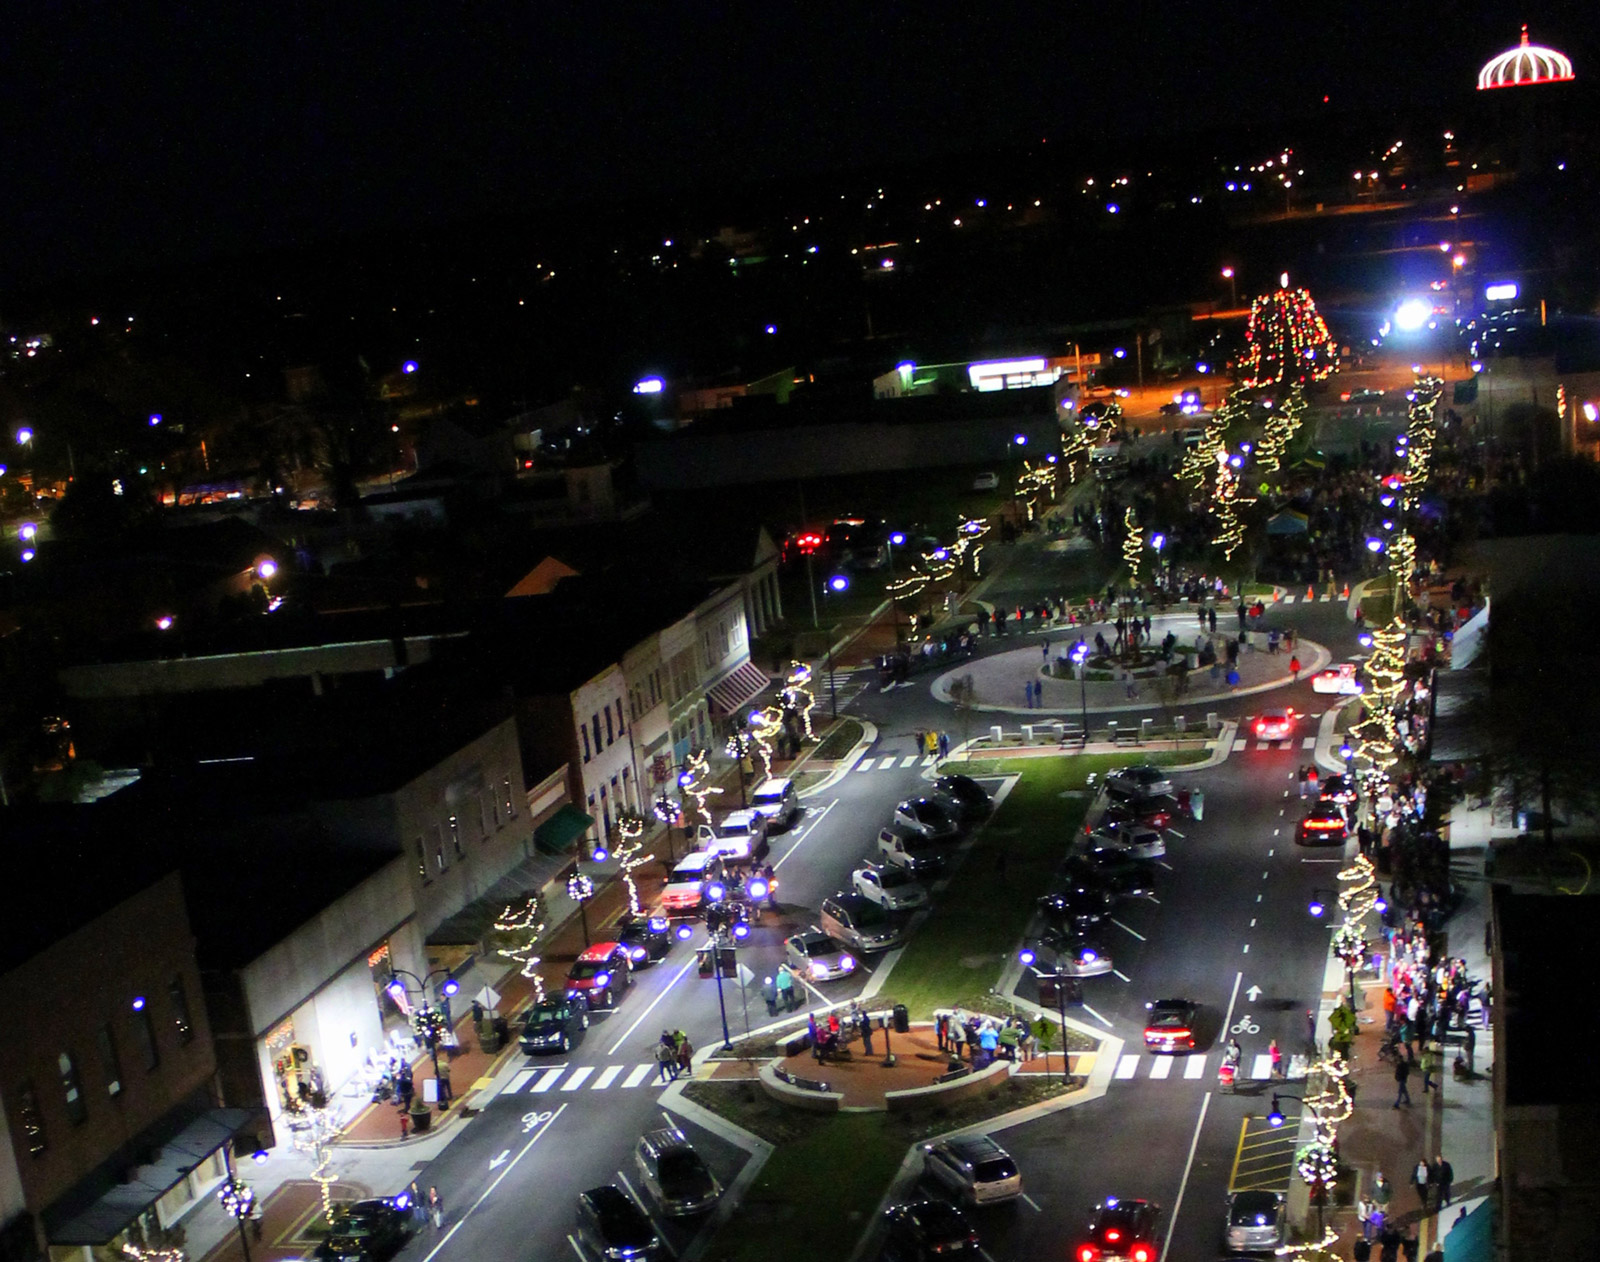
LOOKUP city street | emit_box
[397,581,1362,1262]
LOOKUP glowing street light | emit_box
[1393,299,1431,332]
[256,558,278,580]
[15,428,33,445]
[401,360,418,375]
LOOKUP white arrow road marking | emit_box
[1246,985,1264,1002]
[423,1104,567,1262]
[489,1149,510,1169]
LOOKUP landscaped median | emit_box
[680,749,1211,1262]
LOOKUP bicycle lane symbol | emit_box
[1230,1015,1260,1035]
[521,1109,554,1133]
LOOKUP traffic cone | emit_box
[1306,585,1315,601]
[1341,583,1351,599]
[1273,590,1282,602]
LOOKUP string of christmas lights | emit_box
[1240,278,1336,388]
[494,894,550,998]
[1122,505,1144,583]
[676,750,722,826]
[1254,384,1308,474]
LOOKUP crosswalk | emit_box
[1274,593,1340,604]
[824,664,878,710]
[1110,1051,1309,1084]
[499,1063,669,1096]
[1232,736,1319,753]
[856,751,940,773]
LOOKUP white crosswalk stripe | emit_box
[1184,1055,1206,1079]
[1102,1051,1310,1085]
[1232,739,1247,752]
[879,756,899,770]
[1302,736,1317,749]
[900,755,919,768]
[1149,1056,1173,1079]
[856,760,874,774]
[515,1063,666,1094]
[1251,1053,1273,1079]
[1116,1054,1139,1079]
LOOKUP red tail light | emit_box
[1305,818,1343,830]
[1078,1247,1100,1262]
[1132,1246,1152,1262]
[1105,1230,1121,1242]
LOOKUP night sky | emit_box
[1,2,1591,282]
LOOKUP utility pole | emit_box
[1135,335,1144,390]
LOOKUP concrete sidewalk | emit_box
[1309,821,1496,1259]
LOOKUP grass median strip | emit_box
[887,751,1205,1020]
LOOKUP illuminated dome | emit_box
[1478,25,1574,89]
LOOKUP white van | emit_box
[692,809,769,861]
[750,777,801,829]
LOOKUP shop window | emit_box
[58,1052,86,1125]
[591,715,602,755]
[15,1080,44,1155]
[134,1005,160,1070]
[168,976,194,1045]
[415,836,430,883]
[605,706,613,746]
[581,724,590,763]
[97,1023,122,1097]
[449,814,463,857]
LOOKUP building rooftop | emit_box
[1496,887,1600,1108]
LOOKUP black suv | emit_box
[881,1199,981,1261]
[314,1198,411,1262]
[575,1185,662,1261]
[1076,1196,1160,1262]
[617,914,674,966]
[519,996,589,1055]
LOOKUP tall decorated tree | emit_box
[1240,276,1336,388]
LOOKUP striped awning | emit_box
[707,660,770,716]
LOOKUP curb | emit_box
[800,720,880,796]
[1314,696,1363,776]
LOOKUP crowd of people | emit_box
[935,1008,1036,1068]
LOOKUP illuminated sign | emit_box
[1484,282,1519,301]
[633,377,665,395]
[968,358,1059,392]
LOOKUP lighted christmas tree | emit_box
[1122,506,1143,582]
[1240,277,1336,388]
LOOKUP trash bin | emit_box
[893,1003,909,1034]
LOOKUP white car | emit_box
[1104,764,1174,798]
[851,862,930,912]
[1312,663,1365,695]
[750,777,801,828]
[972,472,999,491]
[1085,823,1167,861]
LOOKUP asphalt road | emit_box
[396,562,1362,1262]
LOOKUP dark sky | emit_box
[1,2,1590,282]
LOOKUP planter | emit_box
[408,1105,432,1134]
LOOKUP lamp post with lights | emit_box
[1019,943,1081,1085]
[384,968,461,1082]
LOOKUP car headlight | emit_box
[631,948,649,961]
[840,955,855,970]
[811,962,826,977]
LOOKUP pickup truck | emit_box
[692,809,770,862]
[877,826,947,877]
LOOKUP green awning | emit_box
[535,803,594,855]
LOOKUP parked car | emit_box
[784,929,856,981]
[519,995,589,1055]
[821,892,904,952]
[1224,1189,1287,1253]
[1076,1196,1160,1262]
[635,1127,722,1218]
[695,809,769,862]
[1100,796,1174,832]
[1035,927,1113,977]
[616,914,674,966]
[1295,802,1349,846]
[575,1186,662,1261]
[893,797,961,841]
[563,942,633,1008]
[314,1199,411,1262]
[921,1134,1023,1206]
[932,773,993,820]
[972,472,999,491]
[881,1200,981,1262]
[1062,851,1154,900]
[1037,887,1113,932]
[1143,999,1198,1053]
[750,776,802,829]
[1087,821,1167,861]
[852,862,930,912]
[1319,774,1358,806]
[878,825,948,877]
[1104,765,1174,798]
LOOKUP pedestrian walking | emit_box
[761,975,778,1017]
[1393,1056,1413,1108]
[1353,1238,1372,1262]
[1413,1158,1432,1211]
[655,1038,677,1082]
[1269,1038,1283,1079]
[677,1033,694,1076]
[1401,1229,1420,1262]
[1023,682,1033,709]
[1298,766,1309,798]
[1373,1172,1392,1213]
[428,1186,443,1230]
[399,1109,410,1140]
[1290,654,1302,680]
[1357,1195,1376,1241]
[1042,638,1050,662]
[947,1018,965,1062]
[1379,1224,1401,1262]
[859,1008,874,1056]
[936,1011,948,1052]
[938,731,950,758]
[1433,1154,1454,1208]
[775,964,796,1011]
[410,1182,427,1228]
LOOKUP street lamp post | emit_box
[218,1150,256,1262]
[385,968,461,1082]
[824,573,850,719]
[1071,640,1090,747]
[887,531,906,646]
[1019,945,1074,1086]
[1222,267,1237,307]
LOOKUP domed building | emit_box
[1477,25,1575,90]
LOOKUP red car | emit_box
[563,942,633,1008]
[1098,797,1174,832]
[1143,999,1198,1053]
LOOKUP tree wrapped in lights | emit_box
[494,894,549,999]
[1239,277,1336,387]
[218,1176,255,1221]
[612,811,649,916]
[780,663,817,741]
[1254,384,1308,474]
[1015,459,1060,522]
[677,750,722,825]
[1210,448,1255,561]
[1179,394,1238,487]
[288,1101,344,1221]
[1122,506,1144,583]
[746,708,783,782]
